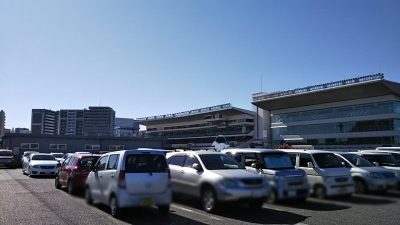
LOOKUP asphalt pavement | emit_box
[1,168,400,225]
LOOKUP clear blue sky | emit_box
[1,0,399,129]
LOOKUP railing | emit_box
[253,73,384,102]
[137,103,232,121]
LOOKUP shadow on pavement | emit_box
[174,197,307,225]
[329,195,396,205]
[278,199,350,211]
[30,175,56,179]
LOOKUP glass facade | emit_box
[147,125,254,138]
[271,101,400,124]
[272,119,399,139]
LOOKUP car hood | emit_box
[262,168,305,177]
[382,166,400,172]
[319,167,351,177]
[31,160,58,166]
[211,169,262,179]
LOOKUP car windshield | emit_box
[362,154,399,167]
[199,154,245,170]
[340,154,373,167]
[313,153,343,168]
[79,156,99,167]
[23,152,37,157]
[0,151,13,156]
[263,153,294,169]
[32,155,56,161]
[51,153,64,158]
[125,154,168,173]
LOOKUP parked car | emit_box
[166,151,270,212]
[281,150,354,198]
[358,151,400,188]
[55,153,101,194]
[0,149,16,168]
[222,148,309,203]
[50,153,65,163]
[85,150,172,218]
[335,152,397,193]
[22,153,59,177]
[368,150,400,165]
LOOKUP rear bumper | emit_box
[117,188,172,208]
[368,178,397,191]
[30,168,58,176]
[71,175,89,189]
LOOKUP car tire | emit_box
[267,190,277,204]
[355,179,368,194]
[67,180,75,195]
[201,188,218,213]
[55,175,62,189]
[249,200,264,209]
[314,185,326,199]
[85,187,93,205]
[110,196,121,218]
[158,205,170,214]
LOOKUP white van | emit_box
[85,150,172,218]
[281,149,354,198]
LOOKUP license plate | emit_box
[288,190,297,197]
[140,198,154,207]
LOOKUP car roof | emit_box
[102,149,168,156]
[358,151,391,155]
[31,153,52,156]
[222,148,286,154]
[280,149,332,154]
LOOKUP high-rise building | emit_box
[114,118,140,137]
[14,128,30,134]
[83,107,115,136]
[58,110,84,135]
[31,109,58,135]
[0,110,5,136]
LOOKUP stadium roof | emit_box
[252,73,400,110]
[137,103,255,125]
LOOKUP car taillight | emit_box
[118,170,126,188]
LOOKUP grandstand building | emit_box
[252,73,400,150]
[137,104,255,149]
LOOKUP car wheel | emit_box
[67,180,75,195]
[355,179,368,194]
[55,175,62,189]
[249,200,264,209]
[158,205,170,214]
[267,190,277,204]
[110,196,120,218]
[314,185,326,199]
[85,187,93,205]
[201,188,218,213]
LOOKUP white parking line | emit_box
[171,204,223,221]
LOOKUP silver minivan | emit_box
[85,150,172,218]
[167,151,270,212]
[282,150,354,198]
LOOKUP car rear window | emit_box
[79,156,100,167]
[125,154,167,173]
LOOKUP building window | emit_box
[109,145,124,151]
[85,144,101,151]
[49,144,67,150]
[21,143,39,149]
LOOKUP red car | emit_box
[55,153,100,194]
[0,149,15,168]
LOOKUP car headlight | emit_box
[368,172,384,179]
[221,179,239,188]
[32,165,40,168]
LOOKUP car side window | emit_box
[243,153,258,167]
[170,155,186,167]
[107,154,119,170]
[337,156,351,168]
[288,153,297,166]
[96,156,108,171]
[299,154,312,167]
[184,155,200,168]
[67,157,75,166]
[64,157,71,166]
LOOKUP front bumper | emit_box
[367,178,397,191]
[117,188,172,208]
[326,183,354,196]
[216,185,270,202]
[30,167,58,176]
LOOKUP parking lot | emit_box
[0,168,399,225]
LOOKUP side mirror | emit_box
[192,163,201,171]
[307,162,314,168]
[373,162,379,166]
[251,162,260,169]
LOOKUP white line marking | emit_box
[172,204,223,221]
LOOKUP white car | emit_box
[85,150,172,218]
[50,153,65,163]
[22,153,59,177]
